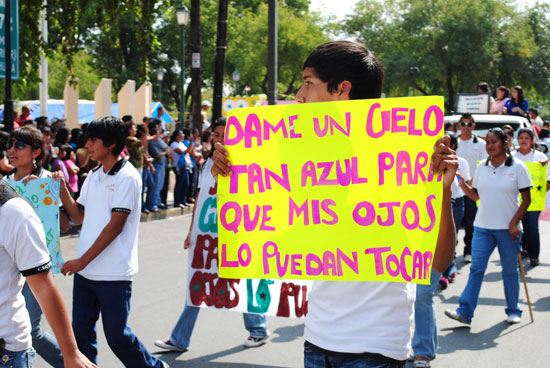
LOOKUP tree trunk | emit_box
[212,0,229,123]
[190,0,202,132]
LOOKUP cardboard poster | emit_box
[186,166,311,318]
[524,161,548,212]
[11,178,63,274]
[218,96,445,285]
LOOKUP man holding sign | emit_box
[212,41,457,367]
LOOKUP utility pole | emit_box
[39,0,48,117]
[4,0,13,131]
[190,0,202,131]
[212,0,228,122]
[267,0,278,106]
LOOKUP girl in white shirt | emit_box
[445,128,532,325]
[513,128,550,266]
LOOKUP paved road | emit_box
[37,214,550,367]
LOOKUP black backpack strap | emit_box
[0,182,20,207]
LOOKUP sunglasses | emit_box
[504,131,514,136]
[460,122,474,127]
[7,140,29,150]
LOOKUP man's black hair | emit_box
[34,116,49,127]
[213,116,227,130]
[303,41,384,100]
[459,113,475,124]
[477,82,490,93]
[83,116,126,156]
[122,115,133,123]
[149,126,158,136]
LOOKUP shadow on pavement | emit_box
[438,321,518,354]
[154,345,282,368]
[271,324,305,343]
[532,296,550,312]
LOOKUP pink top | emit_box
[490,98,509,114]
[63,159,79,193]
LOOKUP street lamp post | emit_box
[176,5,190,124]
[232,70,240,96]
[156,68,164,104]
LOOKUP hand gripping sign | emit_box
[218,96,444,285]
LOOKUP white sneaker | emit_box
[464,254,472,263]
[243,333,270,348]
[154,338,188,352]
[506,315,521,324]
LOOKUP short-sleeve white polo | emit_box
[0,196,51,352]
[456,136,486,178]
[76,160,142,281]
[473,158,533,230]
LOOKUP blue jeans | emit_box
[304,342,404,368]
[0,348,35,368]
[443,196,465,278]
[456,227,522,322]
[142,168,155,210]
[412,270,441,360]
[169,303,268,349]
[151,163,166,208]
[71,274,164,367]
[521,211,541,259]
[21,283,64,367]
[173,167,190,206]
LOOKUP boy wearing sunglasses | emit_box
[456,113,486,263]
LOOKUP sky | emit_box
[309,0,547,21]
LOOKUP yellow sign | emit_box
[524,161,548,211]
[218,97,445,284]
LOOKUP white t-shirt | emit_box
[76,160,142,281]
[305,281,416,360]
[451,157,471,199]
[456,136,486,178]
[513,150,550,180]
[170,141,187,168]
[473,158,533,229]
[0,195,51,352]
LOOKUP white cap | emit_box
[202,100,211,107]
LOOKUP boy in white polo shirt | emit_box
[56,116,168,368]
[0,182,95,368]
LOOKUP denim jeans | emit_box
[521,211,541,259]
[142,168,156,210]
[304,342,404,368]
[443,196,465,278]
[169,303,268,349]
[412,270,441,360]
[72,274,164,367]
[173,167,190,206]
[148,163,166,209]
[456,227,522,322]
[462,197,478,256]
[0,348,35,368]
[21,283,64,368]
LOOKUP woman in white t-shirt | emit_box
[170,129,191,208]
[445,128,532,325]
[513,128,550,267]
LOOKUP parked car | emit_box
[444,114,532,147]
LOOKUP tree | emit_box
[342,0,549,113]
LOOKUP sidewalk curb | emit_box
[140,205,193,222]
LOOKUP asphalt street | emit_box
[37,213,550,367]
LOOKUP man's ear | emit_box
[337,80,352,100]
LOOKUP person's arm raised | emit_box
[211,142,232,180]
[431,135,458,273]
[52,171,84,225]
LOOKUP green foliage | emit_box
[342,0,550,113]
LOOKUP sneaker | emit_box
[449,272,458,283]
[464,254,472,263]
[530,258,540,267]
[444,309,470,325]
[413,359,431,368]
[160,360,170,368]
[439,276,449,290]
[154,338,188,352]
[506,315,521,324]
[243,334,270,348]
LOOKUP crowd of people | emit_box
[0,40,548,368]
